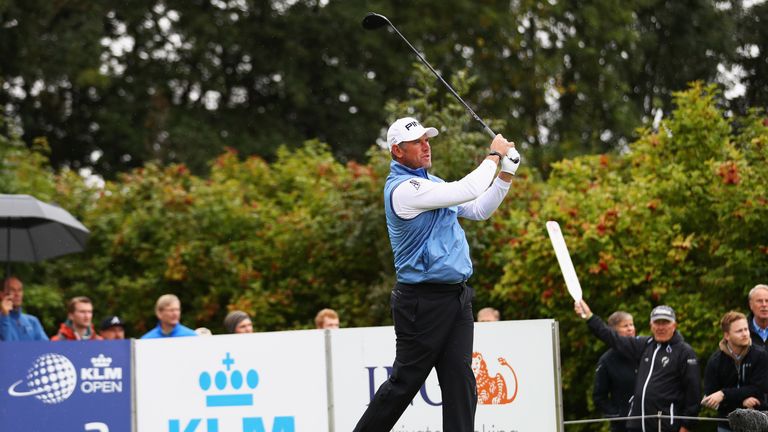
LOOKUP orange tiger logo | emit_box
[472,352,518,405]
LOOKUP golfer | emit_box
[353,117,520,432]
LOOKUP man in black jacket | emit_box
[576,300,701,432]
[702,311,768,432]
[747,284,768,347]
[593,311,637,432]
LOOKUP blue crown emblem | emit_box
[198,353,259,408]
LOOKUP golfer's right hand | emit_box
[490,134,514,156]
[574,299,592,320]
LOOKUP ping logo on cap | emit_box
[387,116,439,150]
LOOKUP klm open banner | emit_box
[0,339,132,432]
[135,331,328,432]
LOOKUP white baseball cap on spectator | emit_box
[650,305,676,323]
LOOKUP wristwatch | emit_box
[488,151,504,162]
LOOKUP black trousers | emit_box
[352,281,477,432]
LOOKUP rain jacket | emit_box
[593,348,637,431]
[141,322,197,338]
[0,308,48,341]
[587,315,701,432]
[51,320,102,341]
[704,340,768,418]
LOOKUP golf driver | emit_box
[363,12,520,163]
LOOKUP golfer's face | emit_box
[158,301,181,327]
[651,319,676,343]
[397,134,432,169]
[750,289,768,321]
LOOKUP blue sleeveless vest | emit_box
[384,161,472,284]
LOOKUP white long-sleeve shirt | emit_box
[392,159,511,220]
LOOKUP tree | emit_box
[733,0,768,111]
[1,0,750,179]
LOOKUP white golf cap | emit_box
[386,117,439,150]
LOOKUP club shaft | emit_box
[386,24,496,139]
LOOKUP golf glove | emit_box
[501,148,521,175]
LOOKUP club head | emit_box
[362,12,390,30]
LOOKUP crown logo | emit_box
[198,353,259,408]
[90,354,113,368]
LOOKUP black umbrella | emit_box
[0,194,90,278]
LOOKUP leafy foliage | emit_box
[2,0,761,178]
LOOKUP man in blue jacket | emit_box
[352,117,520,432]
[0,276,48,341]
[576,299,701,432]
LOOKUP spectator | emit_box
[52,296,102,341]
[140,294,197,339]
[315,308,340,329]
[747,284,768,347]
[593,311,637,432]
[0,276,48,341]
[194,327,213,336]
[702,311,768,432]
[477,307,500,322]
[224,310,253,334]
[99,315,126,340]
[576,300,701,432]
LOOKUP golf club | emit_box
[363,12,520,163]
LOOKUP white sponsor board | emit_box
[330,319,562,432]
[135,331,329,432]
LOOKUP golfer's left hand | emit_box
[501,148,521,175]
